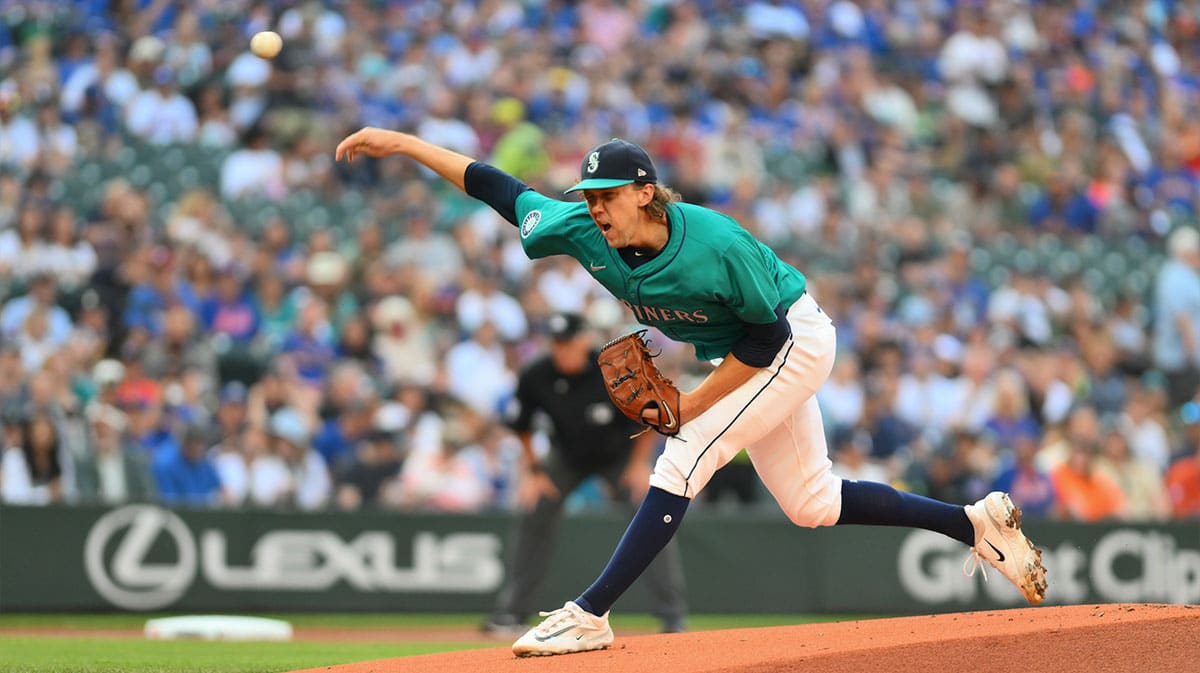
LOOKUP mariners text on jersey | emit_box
[516,192,807,361]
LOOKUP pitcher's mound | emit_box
[289,604,1199,673]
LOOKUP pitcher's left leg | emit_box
[745,395,842,527]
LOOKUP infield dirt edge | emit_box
[286,603,1200,673]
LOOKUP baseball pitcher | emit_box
[335,130,1048,657]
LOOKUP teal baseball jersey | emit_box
[515,191,807,361]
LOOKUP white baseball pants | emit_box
[649,293,843,527]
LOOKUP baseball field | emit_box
[0,611,860,673]
[1,604,1196,673]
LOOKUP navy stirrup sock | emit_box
[836,479,975,546]
[575,486,689,617]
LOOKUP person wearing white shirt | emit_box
[41,206,97,292]
[455,268,528,342]
[400,438,492,512]
[817,356,865,432]
[894,351,940,430]
[1153,227,1200,406]
[60,36,140,116]
[444,322,516,416]
[212,433,252,507]
[15,308,60,374]
[210,382,253,506]
[0,203,51,282]
[196,83,238,147]
[894,340,991,437]
[416,89,481,157]
[1120,386,1172,475]
[74,403,158,505]
[442,33,500,89]
[225,50,271,131]
[1,438,36,504]
[938,10,1009,85]
[383,210,465,287]
[124,66,198,145]
[0,414,62,505]
[0,274,73,345]
[162,11,213,89]
[249,407,331,510]
[831,428,889,484]
[536,257,604,314]
[278,1,347,59]
[220,123,286,201]
[949,342,999,432]
[0,86,39,170]
[34,103,77,173]
[371,296,438,387]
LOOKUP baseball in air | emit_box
[250,31,282,59]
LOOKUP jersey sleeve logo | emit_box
[586,151,600,174]
[520,210,542,238]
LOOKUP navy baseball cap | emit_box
[565,138,657,193]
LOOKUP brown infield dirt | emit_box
[287,604,1200,673]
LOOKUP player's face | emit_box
[582,184,653,248]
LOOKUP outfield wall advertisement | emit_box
[1,504,1196,612]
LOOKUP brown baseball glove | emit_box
[597,330,682,436]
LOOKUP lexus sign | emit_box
[83,505,504,610]
[84,505,197,610]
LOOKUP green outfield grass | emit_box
[0,637,481,673]
[0,613,882,673]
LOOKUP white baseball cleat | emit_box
[964,491,1048,605]
[511,601,614,657]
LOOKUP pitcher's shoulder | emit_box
[673,202,755,247]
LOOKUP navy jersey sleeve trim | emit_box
[729,303,791,368]
[464,161,532,227]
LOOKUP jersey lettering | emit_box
[621,301,710,325]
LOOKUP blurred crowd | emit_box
[0,0,1199,522]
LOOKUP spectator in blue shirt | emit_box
[277,296,337,387]
[122,397,178,461]
[983,370,1042,454]
[200,268,260,345]
[991,434,1057,519]
[1027,170,1098,234]
[152,425,222,507]
[123,246,199,336]
[313,400,372,474]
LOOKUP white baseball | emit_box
[250,31,282,59]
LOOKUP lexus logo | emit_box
[82,505,505,610]
[84,505,197,610]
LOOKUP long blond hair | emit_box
[642,183,681,220]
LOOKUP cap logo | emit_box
[637,168,647,177]
[587,151,600,174]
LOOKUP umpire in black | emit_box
[484,313,688,634]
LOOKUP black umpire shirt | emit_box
[503,349,642,471]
